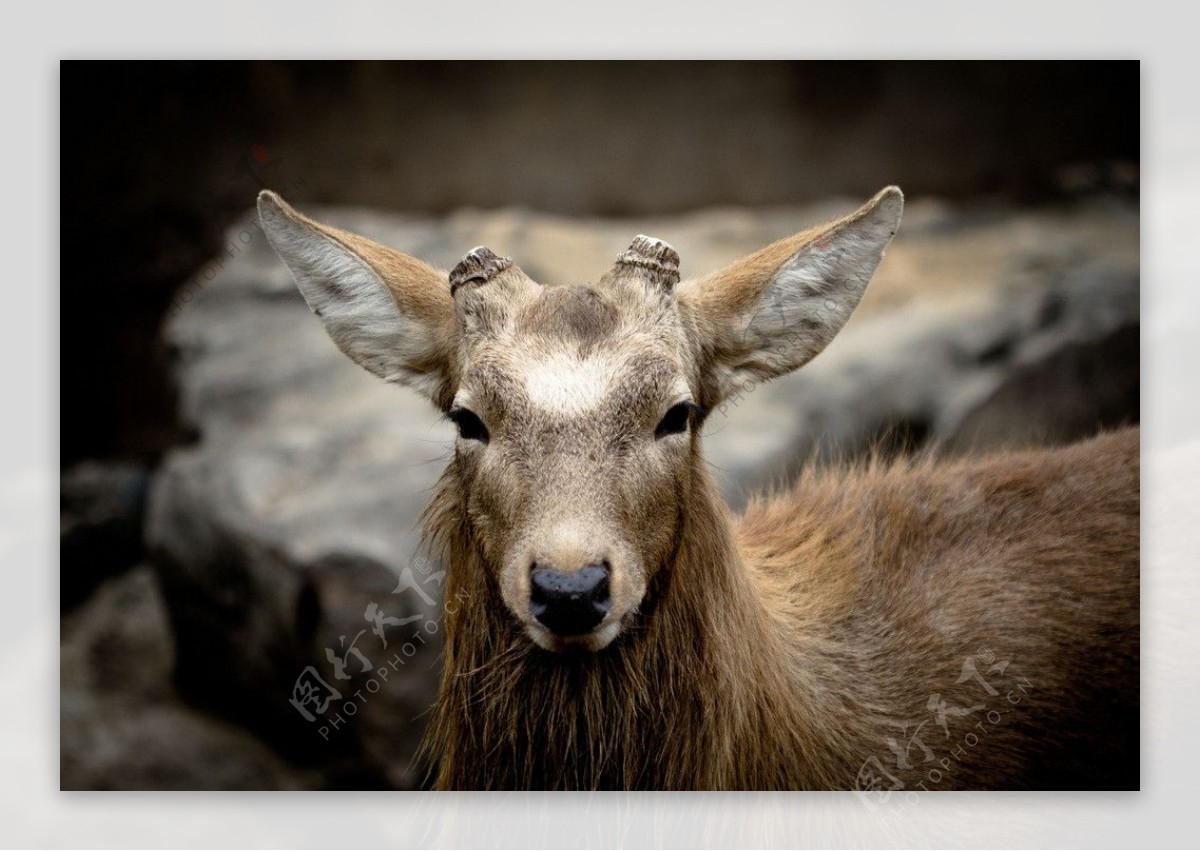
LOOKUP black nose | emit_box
[529,563,611,636]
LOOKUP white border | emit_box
[6,3,1197,847]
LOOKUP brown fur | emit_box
[258,188,1139,791]
[420,427,1138,790]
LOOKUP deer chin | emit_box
[525,618,623,654]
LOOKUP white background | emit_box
[4,4,1196,847]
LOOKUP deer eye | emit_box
[448,408,490,443]
[655,402,695,439]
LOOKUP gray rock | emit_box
[60,566,320,790]
[696,200,1140,502]
[60,460,151,610]
[145,196,1138,787]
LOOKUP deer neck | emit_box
[422,461,816,790]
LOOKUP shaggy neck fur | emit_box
[418,453,852,791]
[417,429,1140,791]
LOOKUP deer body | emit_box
[260,188,1138,790]
[422,427,1137,790]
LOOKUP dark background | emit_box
[61,60,1138,468]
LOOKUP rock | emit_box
[149,231,448,782]
[145,195,1138,787]
[60,566,320,790]
[692,199,1140,502]
[941,320,1139,454]
[60,461,151,610]
[60,700,316,791]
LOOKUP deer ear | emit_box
[678,186,902,402]
[257,191,457,406]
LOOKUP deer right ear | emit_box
[257,191,458,406]
[677,187,902,406]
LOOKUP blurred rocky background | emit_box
[60,61,1138,789]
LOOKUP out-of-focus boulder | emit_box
[60,565,320,790]
[144,195,1138,787]
[60,461,151,610]
[695,199,1138,502]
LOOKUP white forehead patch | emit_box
[523,351,614,414]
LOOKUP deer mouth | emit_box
[525,617,623,653]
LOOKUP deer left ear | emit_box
[257,191,459,407]
[678,186,902,402]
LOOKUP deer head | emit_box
[259,187,903,653]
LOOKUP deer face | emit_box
[440,240,698,651]
[260,188,902,652]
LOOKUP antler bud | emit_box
[449,246,513,295]
[615,235,680,291]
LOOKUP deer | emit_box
[257,186,1139,791]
